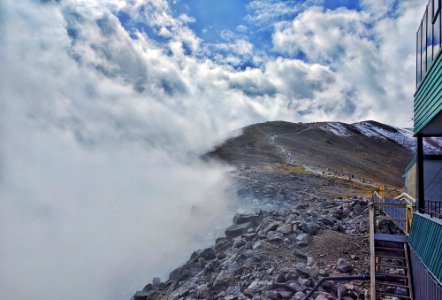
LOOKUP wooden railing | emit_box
[369,191,415,300]
[372,191,414,235]
[368,203,376,300]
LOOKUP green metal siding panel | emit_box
[414,50,442,134]
[404,156,416,173]
[409,212,442,285]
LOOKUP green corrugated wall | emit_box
[409,212,442,285]
[415,50,442,135]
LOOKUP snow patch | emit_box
[353,121,442,154]
[353,122,415,150]
[318,122,350,137]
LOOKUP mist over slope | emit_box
[208,120,433,188]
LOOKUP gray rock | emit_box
[337,283,348,298]
[293,248,308,259]
[213,269,232,290]
[263,221,281,233]
[225,222,254,239]
[296,233,312,247]
[320,215,336,226]
[337,258,353,273]
[296,203,309,210]
[274,273,286,283]
[298,277,312,287]
[267,231,284,241]
[169,286,190,300]
[199,247,216,261]
[315,295,329,300]
[307,256,316,267]
[233,238,247,248]
[295,263,309,277]
[277,224,293,234]
[252,240,263,250]
[234,214,260,225]
[294,291,306,300]
[152,277,161,287]
[197,284,211,299]
[332,222,345,232]
[244,280,266,296]
[278,290,293,298]
[215,238,232,252]
[132,291,148,300]
[300,222,320,235]
[226,284,241,296]
[266,290,279,299]
[190,249,202,260]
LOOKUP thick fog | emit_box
[0,1,245,299]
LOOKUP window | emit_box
[428,5,433,65]
[416,0,442,87]
[434,0,440,22]
[434,2,441,58]
[423,9,428,77]
[418,23,423,86]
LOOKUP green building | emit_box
[410,0,442,298]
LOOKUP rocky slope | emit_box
[208,120,441,188]
[135,198,372,300]
[132,120,436,300]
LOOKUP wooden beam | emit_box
[369,203,376,300]
[417,135,425,213]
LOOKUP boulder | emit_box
[234,214,260,225]
[225,222,254,239]
[300,222,320,235]
[198,247,216,261]
[294,291,306,300]
[266,290,279,299]
[296,233,312,247]
[337,258,353,273]
[295,263,309,277]
[233,238,247,248]
[267,231,284,241]
[293,248,308,259]
[263,221,281,233]
[132,291,148,300]
[244,280,266,296]
[277,224,293,234]
[213,269,232,290]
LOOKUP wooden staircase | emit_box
[373,234,413,300]
[369,199,415,300]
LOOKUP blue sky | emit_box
[170,0,360,48]
[116,0,365,64]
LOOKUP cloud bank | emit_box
[0,0,426,299]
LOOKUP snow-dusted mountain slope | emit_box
[208,120,442,188]
[318,120,442,154]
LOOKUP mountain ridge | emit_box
[207,120,441,189]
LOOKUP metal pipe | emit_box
[303,274,370,300]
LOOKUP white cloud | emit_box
[236,24,248,33]
[246,0,322,28]
[271,2,426,126]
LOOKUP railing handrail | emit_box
[394,192,416,205]
[371,191,414,235]
[368,203,376,300]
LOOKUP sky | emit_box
[0,0,427,300]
